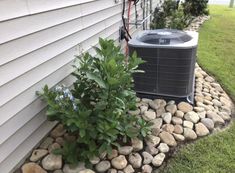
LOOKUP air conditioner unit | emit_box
[128,29,198,103]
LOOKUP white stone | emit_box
[152,153,165,167]
[162,112,172,124]
[157,143,169,153]
[184,111,200,123]
[42,154,62,171]
[142,151,153,164]
[111,155,128,170]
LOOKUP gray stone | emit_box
[156,107,166,117]
[123,165,134,173]
[48,143,61,153]
[159,131,177,147]
[183,128,197,140]
[218,112,231,121]
[42,154,62,171]
[108,169,117,173]
[194,107,205,112]
[195,123,210,136]
[89,156,100,165]
[206,111,225,125]
[212,99,222,107]
[142,165,152,173]
[128,153,142,168]
[118,146,133,155]
[111,155,128,170]
[30,149,48,162]
[131,138,143,151]
[172,117,183,125]
[142,151,153,164]
[157,143,169,153]
[151,128,161,136]
[184,111,200,123]
[165,104,177,114]
[63,163,85,173]
[162,112,172,124]
[162,124,174,133]
[172,133,185,141]
[201,118,214,130]
[108,149,118,160]
[40,137,54,149]
[150,118,163,129]
[145,145,159,155]
[152,153,165,167]
[140,106,148,114]
[21,162,47,173]
[128,109,140,116]
[175,110,184,118]
[145,135,160,147]
[96,161,111,172]
[173,125,183,134]
[177,102,193,113]
[143,111,156,121]
[149,101,159,110]
[198,111,206,119]
[50,124,66,138]
[79,169,95,173]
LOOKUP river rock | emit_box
[178,102,193,113]
[30,149,48,162]
[172,133,185,141]
[152,153,165,167]
[50,124,66,138]
[201,118,214,130]
[206,111,225,125]
[111,155,128,170]
[195,123,210,136]
[145,145,159,155]
[42,154,62,171]
[123,165,134,173]
[145,135,160,147]
[21,162,47,173]
[142,151,153,164]
[95,161,111,173]
[183,128,197,140]
[162,112,172,124]
[142,165,152,173]
[183,120,194,129]
[175,110,184,118]
[108,149,118,160]
[174,125,183,134]
[40,137,54,149]
[89,156,100,165]
[172,117,183,125]
[131,138,143,151]
[118,146,133,155]
[143,111,156,121]
[79,169,95,173]
[159,131,177,147]
[165,104,177,114]
[184,111,200,123]
[63,163,85,173]
[157,143,169,153]
[150,118,163,129]
[128,153,142,168]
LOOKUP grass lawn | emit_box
[161,5,235,173]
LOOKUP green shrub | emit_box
[182,0,209,17]
[38,38,151,164]
[151,0,191,30]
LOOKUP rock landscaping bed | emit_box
[16,15,234,173]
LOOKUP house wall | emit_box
[0,0,160,172]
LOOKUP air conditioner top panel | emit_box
[128,29,198,49]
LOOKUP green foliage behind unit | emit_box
[38,38,151,164]
[150,0,191,30]
[182,0,209,17]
